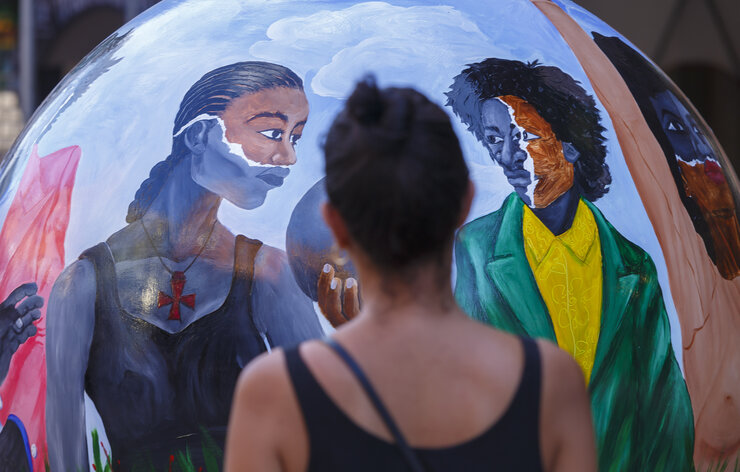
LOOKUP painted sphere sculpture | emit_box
[0,0,737,470]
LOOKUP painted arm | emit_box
[252,246,325,347]
[633,254,694,470]
[0,282,43,384]
[46,259,96,471]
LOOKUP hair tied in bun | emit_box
[347,75,384,125]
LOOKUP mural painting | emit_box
[587,31,740,464]
[593,33,740,281]
[44,61,329,470]
[0,0,735,470]
[447,58,693,470]
[533,2,740,461]
[0,145,80,471]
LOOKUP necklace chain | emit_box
[139,218,217,275]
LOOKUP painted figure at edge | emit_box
[447,58,694,470]
[0,283,42,470]
[45,62,324,471]
[593,33,740,280]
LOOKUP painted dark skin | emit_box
[649,89,740,279]
[480,97,581,235]
[46,84,324,471]
[650,90,715,165]
[0,283,42,384]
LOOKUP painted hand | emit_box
[318,264,359,328]
[0,282,43,384]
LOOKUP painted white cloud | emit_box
[250,2,490,98]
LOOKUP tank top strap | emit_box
[520,336,542,399]
[79,242,120,316]
[233,235,262,288]
[229,235,262,304]
[509,336,541,417]
[284,345,349,448]
[499,336,542,456]
[224,235,269,353]
[284,346,324,423]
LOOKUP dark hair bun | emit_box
[347,77,384,125]
[324,77,469,271]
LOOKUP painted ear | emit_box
[562,142,580,163]
[183,120,211,155]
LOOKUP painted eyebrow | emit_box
[660,109,681,122]
[484,125,503,134]
[246,112,288,123]
[660,111,689,131]
[293,119,307,129]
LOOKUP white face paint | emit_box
[677,154,721,169]
[181,114,291,209]
[174,113,287,168]
[501,99,537,206]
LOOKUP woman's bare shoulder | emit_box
[535,338,586,397]
[234,348,293,408]
[228,346,310,472]
[535,338,596,471]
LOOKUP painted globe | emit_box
[0,0,737,470]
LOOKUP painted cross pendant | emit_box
[158,271,196,321]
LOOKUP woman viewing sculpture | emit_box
[46,61,324,471]
[225,78,596,471]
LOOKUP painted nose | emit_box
[500,136,527,167]
[689,131,712,162]
[271,139,297,166]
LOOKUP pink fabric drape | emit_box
[0,145,81,470]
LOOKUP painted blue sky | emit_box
[0,0,681,366]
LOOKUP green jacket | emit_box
[454,193,694,471]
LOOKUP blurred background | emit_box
[0,0,735,171]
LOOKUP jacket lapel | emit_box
[586,200,639,386]
[484,195,555,339]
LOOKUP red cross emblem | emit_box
[158,271,196,321]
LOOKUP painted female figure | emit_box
[46,62,324,471]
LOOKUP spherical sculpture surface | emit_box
[0,0,737,470]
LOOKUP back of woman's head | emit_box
[324,78,469,271]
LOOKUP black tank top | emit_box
[81,235,266,470]
[285,336,544,471]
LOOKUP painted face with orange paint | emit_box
[189,87,309,209]
[480,95,576,208]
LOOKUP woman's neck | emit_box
[354,256,461,325]
[141,157,221,260]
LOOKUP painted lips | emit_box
[257,168,290,187]
[504,168,532,187]
[704,159,726,185]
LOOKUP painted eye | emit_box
[290,134,302,146]
[487,135,503,145]
[258,129,284,141]
[522,131,540,141]
[666,120,685,132]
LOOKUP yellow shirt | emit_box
[522,200,602,383]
